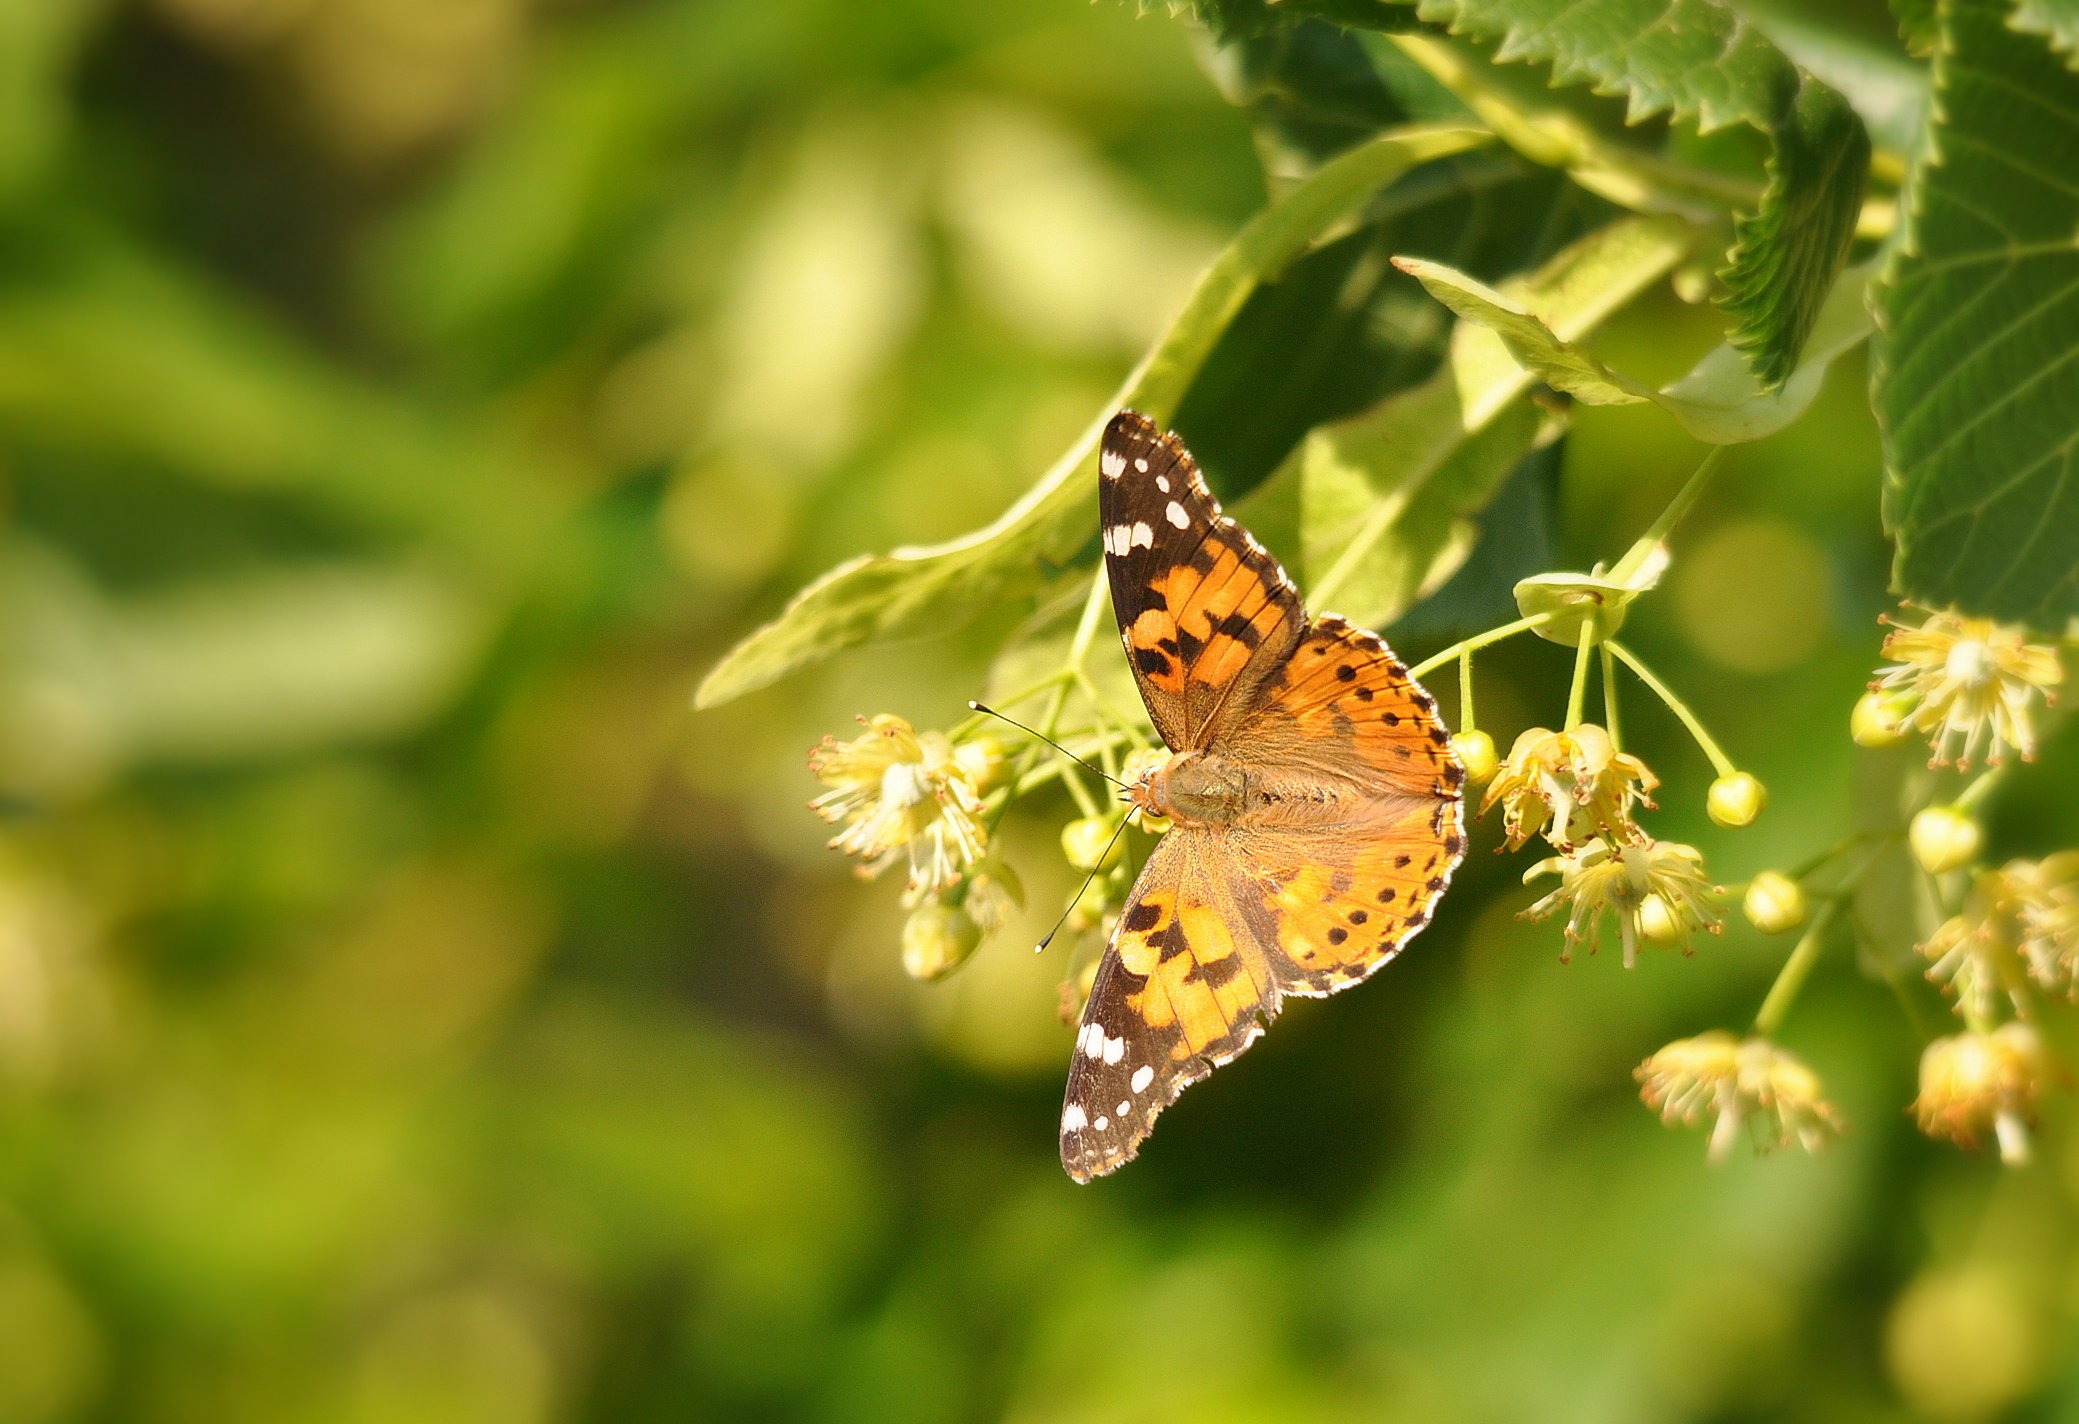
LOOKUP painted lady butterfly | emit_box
[1061,410,1467,1183]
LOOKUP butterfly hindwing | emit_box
[1061,831,1278,1184]
[1234,802,1465,998]
[1099,410,1304,752]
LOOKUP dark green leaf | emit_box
[1875,0,2079,628]
[2012,0,2079,69]
[1396,0,1871,389]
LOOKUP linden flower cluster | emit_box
[810,715,999,897]
[810,715,1018,978]
[1904,856,2079,1161]
[1914,1024,2050,1165]
[1865,609,2063,767]
[1488,722,1723,967]
[1920,856,2079,1016]
[1636,1032,1843,1162]
[1483,725,1656,852]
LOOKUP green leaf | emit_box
[1396,252,1876,443]
[1200,17,1450,174]
[1875,0,2079,629]
[1239,213,1695,629]
[1747,7,1929,155]
[1893,0,1940,55]
[1174,158,1603,500]
[1373,0,1870,388]
[2012,0,2079,69]
[694,124,1488,709]
[1261,375,1550,629]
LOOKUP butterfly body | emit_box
[1061,410,1466,1184]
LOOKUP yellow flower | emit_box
[2007,852,2079,999]
[1914,1024,2049,1164]
[1480,724,1658,852]
[809,714,993,901]
[1873,609,2062,768]
[1636,1031,1844,1162]
[1920,869,2031,1020]
[1522,837,1721,968]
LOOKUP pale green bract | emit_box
[1257,215,1696,629]
[1395,253,1878,445]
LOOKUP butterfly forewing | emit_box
[1240,614,1469,803]
[1098,411,1304,751]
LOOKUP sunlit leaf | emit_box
[694,124,1489,708]
[2012,0,2079,69]
[1246,214,1694,628]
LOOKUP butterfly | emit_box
[1060,410,1467,1183]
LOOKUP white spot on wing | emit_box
[1101,450,1126,479]
[1133,457,1149,473]
[1129,523,1154,550]
[1155,475,1170,493]
[1062,1103,1088,1132]
[1117,1099,1131,1116]
[1103,1035,1125,1065]
[1131,1064,1154,1093]
[1095,1115,1110,1131]
[1165,501,1189,529]
[1081,1023,1104,1059]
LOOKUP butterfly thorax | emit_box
[1131,749,1248,827]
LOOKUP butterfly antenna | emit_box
[1034,813,1135,954]
[966,702,1126,789]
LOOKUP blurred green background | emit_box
[2,0,2077,1419]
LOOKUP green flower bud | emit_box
[901,902,982,981]
[1742,870,1808,934]
[1451,729,1498,785]
[1061,816,1126,872]
[1638,893,1683,945]
[1707,772,1767,828]
[1850,690,1909,748]
[1911,806,1982,875]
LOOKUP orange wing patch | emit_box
[1253,614,1466,801]
[1155,541,1295,703]
[1113,884,1273,1060]
[1240,804,1464,997]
